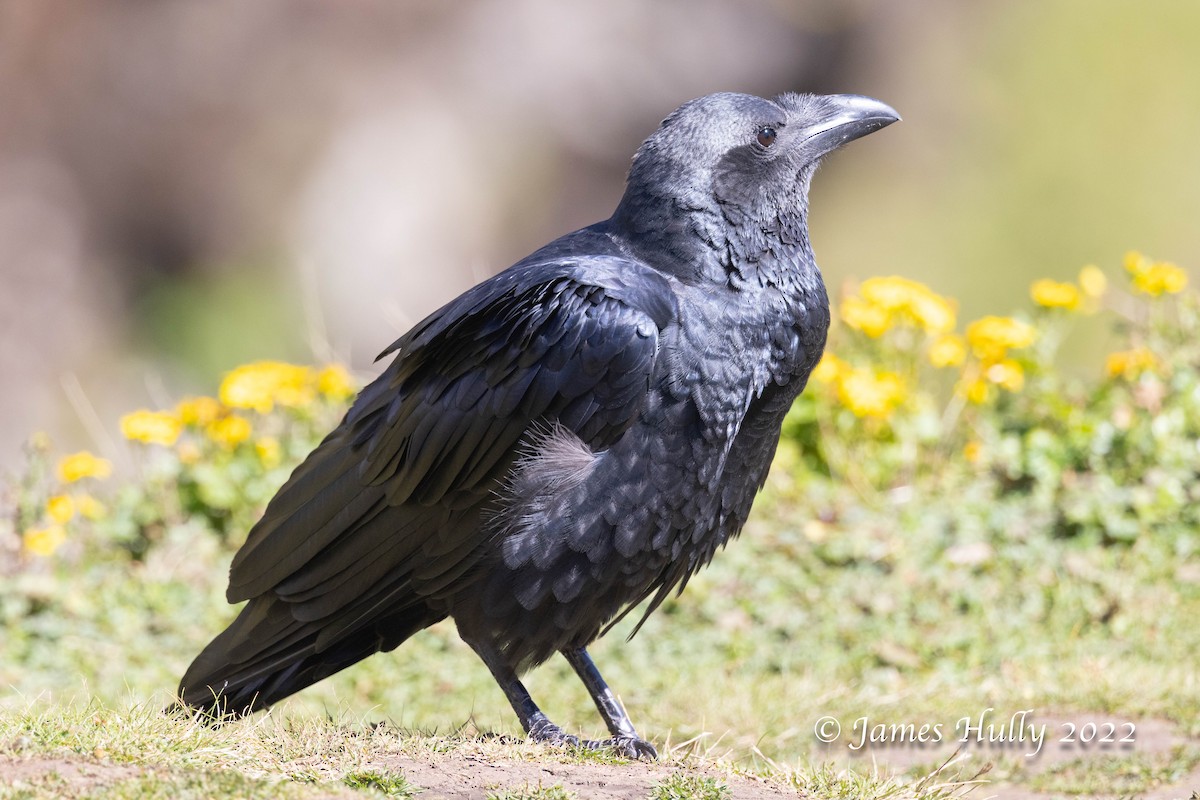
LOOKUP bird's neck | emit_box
[610,189,819,296]
[716,198,818,293]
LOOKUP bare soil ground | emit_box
[371,756,795,800]
[2,714,1196,799]
[0,757,144,794]
[0,754,794,799]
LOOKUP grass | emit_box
[7,478,1199,748]
[1,770,327,800]
[651,774,731,800]
[0,699,987,799]
[5,332,1200,799]
[1028,745,1200,795]
[4,466,1199,797]
[342,770,417,797]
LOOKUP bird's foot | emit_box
[528,719,656,760]
[584,735,658,760]
[528,718,581,748]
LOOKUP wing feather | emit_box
[224,256,678,642]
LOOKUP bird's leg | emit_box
[468,639,580,747]
[562,647,658,760]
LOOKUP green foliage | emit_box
[1,256,1198,798]
[0,364,359,708]
[651,773,731,800]
[792,253,1200,546]
[343,769,417,798]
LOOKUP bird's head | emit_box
[612,92,898,276]
[620,91,899,217]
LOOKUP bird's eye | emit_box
[756,127,777,148]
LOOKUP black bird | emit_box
[179,91,899,758]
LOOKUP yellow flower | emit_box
[76,494,107,520]
[46,494,75,524]
[176,396,222,427]
[907,292,957,334]
[1078,265,1107,298]
[840,295,891,338]
[960,375,991,405]
[811,353,846,385]
[316,364,357,401]
[836,367,905,419]
[984,358,1025,392]
[963,440,983,464]
[1030,279,1082,310]
[1135,263,1187,296]
[220,361,317,413]
[858,276,914,310]
[1124,250,1152,276]
[858,276,956,334]
[1105,347,1158,380]
[57,451,113,483]
[928,334,966,368]
[23,525,66,557]
[120,410,182,446]
[965,316,1037,362]
[1125,251,1188,296]
[206,415,252,449]
[255,436,282,468]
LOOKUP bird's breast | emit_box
[456,280,827,666]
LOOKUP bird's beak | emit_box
[798,94,900,157]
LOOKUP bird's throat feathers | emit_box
[611,176,817,292]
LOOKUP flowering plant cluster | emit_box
[782,251,1196,542]
[3,252,1193,568]
[1,252,1195,737]
[6,362,356,564]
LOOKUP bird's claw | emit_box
[528,718,581,748]
[529,720,656,760]
[589,735,658,760]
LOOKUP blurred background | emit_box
[2,0,1198,466]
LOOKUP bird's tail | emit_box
[177,595,439,718]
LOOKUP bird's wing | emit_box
[225,257,677,614]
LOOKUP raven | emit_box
[179,92,899,759]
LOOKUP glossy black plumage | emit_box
[179,91,898,758]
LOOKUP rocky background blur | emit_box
[2,0,1198,466]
